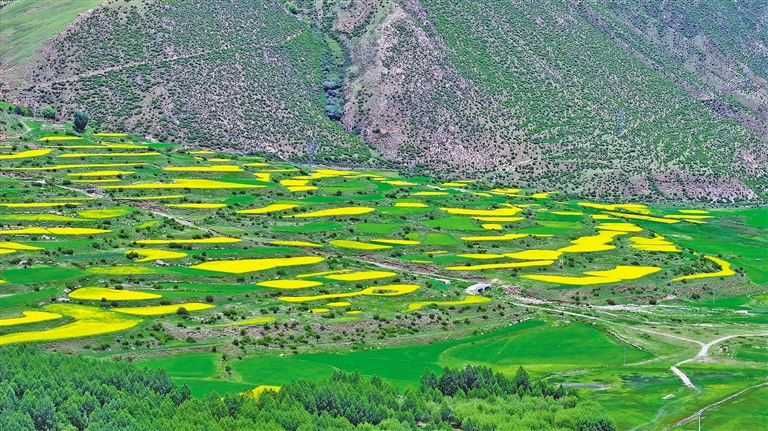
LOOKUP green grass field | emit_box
[0,0,105,76]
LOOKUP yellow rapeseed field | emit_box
[66,170,135,176]
[0,149,51,159]
[56,152,161,158]
[238,204,298,214]
[394,202,428,207]
[127,249,188,262]
[595,222,643,232]
[88,266,157,275]
[0,311,63,326]
[406,295,491,311]
[460,233,528,241]
[38,136,83,141]
[163,165,243,172]
[279,284,420,302]
[68,287,161,300]
[0,214,84,222]
[481,224,503,230]
[628,235,680,252]
[0,202,77,208]
[558,231,623,253]
[0,227,111,235]
[0,241,42,250]
[471,216,523,222]
[445,260,554,271]
[325,271,396,281]
[284,207,375,218]
[370,239,420,245]
[584,266,662,280]
[117,195,184,200]
[9,162,147,171]
[94,133,128,137]
[256,280,323,289]
[297,269,352,278]
[113,303,214,315]
[440,207,521,217]
[0,304,141,345]
[522,274,622,285]
[103,179,266,189]
[136,237,241,244]
[191,256,324,274]
[78,208,130,218]
[672,256,735,281]
[270,240,322,247]
[504,250,563,260]
[329,240,392,250]
[327,302,351,307]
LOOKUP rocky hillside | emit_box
[2,0,767,201]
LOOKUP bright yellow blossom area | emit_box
[445,260,554,271]
[0,242,42,250]
[56,152,161,158]
[79,208,130,218]
[102,179,266,189]
[284,207,375,218]
[0,304,141,345]
[482,224,503,230]
[0,214,83,222]
[88,266,157,275]
[0,227,111,235]
[440,207,521,217]
[523,265,661,285]
[0,311,63,327]
[604,211,679,224]
[238,204,298,214]
[38,136,83,141]
[67,170,135,176]
[329,240,392,250]
[578,202,651,214]
[406,296,491,311]
[94,132,128,137]
[558,231,624,253]
[672,256,735,281]
[395,202,429,208]
[326,271,396,281]
[472,216,524,222]
[270,240,322,247]
[0,149,51,159]
[310,308,330,313]
[113,303,214,315]
[117,195,184,201]
[504,250,563,260]
[164,165,243,172]
[327,302,351,307]
[595,223,643,232]
[629,235,680,252]
[297,270,352,278]
[68,287,161,301]
[191,256,324,274]
[256,280,323,289]
[371,239,420,245]
[127,249,188,262]
[136,237,241,245]
[460,233,527,241]
[279,284,420,303]
[0,202,78,208]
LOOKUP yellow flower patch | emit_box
[113,303,214,315]
[0,311,63,327]
[256,280,322,289]
[127,249,188,262]
[68,287,161,301]
[190,256,324,274]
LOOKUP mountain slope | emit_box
[2,0,766,201]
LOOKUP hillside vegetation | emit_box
[1,0,766,201]
[0,346,617,431]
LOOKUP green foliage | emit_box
[0,346,616,431]
[41,106,56,120]
[73,110,89,132]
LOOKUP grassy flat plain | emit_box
[0,121,765,429]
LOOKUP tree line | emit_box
[0,345,616,430]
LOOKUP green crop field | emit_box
[0,119,764,429]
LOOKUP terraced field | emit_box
[0,127,765,429]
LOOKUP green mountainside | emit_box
[1,0,766,201]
